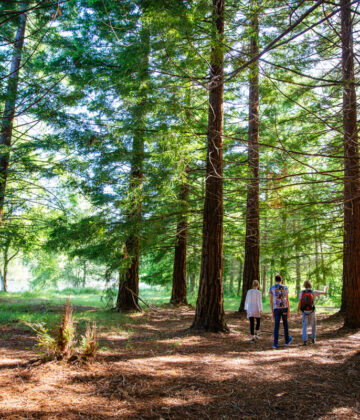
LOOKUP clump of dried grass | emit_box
[26,299,98,361]
[56,298,76,358]
[80,322,98,359]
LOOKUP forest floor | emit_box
[0,304,359,419]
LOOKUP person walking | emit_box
[269,274,292,349]
[298,280,327,345]
[245,280,262,343]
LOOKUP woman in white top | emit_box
[245,280,263,343]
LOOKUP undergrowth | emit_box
[26,299,98,361]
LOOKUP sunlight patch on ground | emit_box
[0,357,25,366]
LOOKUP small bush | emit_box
[26,299,98,361]
[56,298,76,358]
[25,322,59,358]
[80,322,98,359]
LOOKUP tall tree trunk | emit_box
[237,259,242,296]
[296,256,301,296]
[340,0,360,327]
[171,171,189,305]
[294,220,301,296]
[3,245,9,293]
[191,0,227,332]
[116,25,149,312]
[0,1,27,223]
[280,214,287,279]
[239,3,260,311]
[229,260,234,295]
[261,264,266,296]
[314,226,320,289]
[82,260,87,288]
[261,182,268,296]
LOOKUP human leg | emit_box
[310,311,316,341]
[249,317,255,336]
[256,317,261,332]
[273,309,281,347]
[302,313,309,342]
[281,308,289,344]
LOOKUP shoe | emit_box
[250,339,255,344]
[255,334,259,340]
[272,344,279,349]
[285,336,293,346]
[303,341,307,346]
[311,338,315,344]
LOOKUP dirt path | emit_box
[0,308,359,419]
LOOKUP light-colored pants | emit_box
[302,311,316,342]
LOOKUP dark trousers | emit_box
[249,317,261,336]
[273,308,289,345]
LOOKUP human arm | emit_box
[244,291,249,311]
[313,286,328,297]
[269,293,274,319]
[286,290,291,318]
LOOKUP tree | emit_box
[171,168,189,305]
[340,0,360,328]
[116,21,150,311]
[191,0,227,332]
[0,1,28,223]
[239,0,260,311]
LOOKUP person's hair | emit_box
[252,280,260,289]
[275,275,282,283]
[303,280,312,289]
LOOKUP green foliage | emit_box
[25,299,98,360]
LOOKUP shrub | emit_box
[80,322,98,359]
[26,299,98,361]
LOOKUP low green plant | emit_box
[25,322,59,358]
[80,322,98,359]
[26,299,98,361]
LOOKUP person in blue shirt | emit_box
[269,274,292,349]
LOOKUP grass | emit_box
[0,287,340,333]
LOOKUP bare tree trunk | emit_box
[314,226,320,289]
[319,238,326,285]
[261,264,266,296]
[3,245,9,293]
[171,172,189,305]
[239,2,260,311]
[237,259,242,296]
[0,1,27,223]
[296,257,301,296]
[229,260,234,295]
[261,183,268,296]
[340,0,360,328]
[280,214,287,279]
[191,0,227,332]
[116,25,149,312]
[294,220,301,296]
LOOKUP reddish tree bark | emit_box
[116,25,149,312]
[340,0,360,328]
[0,1,27,223]
[191,0,227,332]
[239,3,260,311]
[171,175,189,305]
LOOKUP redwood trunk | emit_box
[237,259,242,296]
[0,1,27,223]
[340,0,360,327]
[171,177,189,305]
[239,4,260,311]
[191,0,227,332]
[116,26,149,311]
